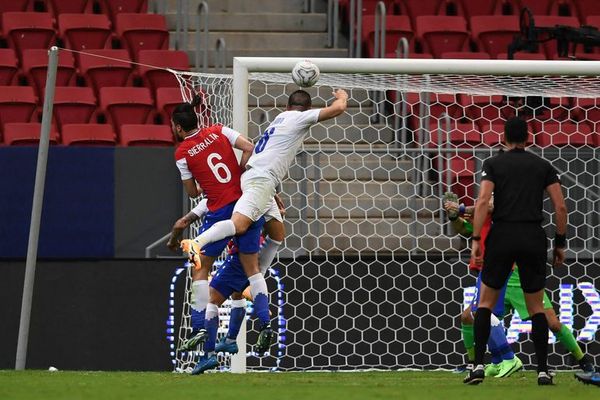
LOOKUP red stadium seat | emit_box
[576,0,599,23]
[448,157,477,202]
[440,51,491,59]
[137,50,190,93]
[547,0,578,17]
[533,120,593,146]
[49,0,90,15]
[120,124,174,146]
[433,121,481,145]
[2,12,56,58]
[78,49,133,94]
[22,49,76,98]
[496,52,547,59]
[156,87,184,124]
[0,86,37,130]
[519,0,551,15]
[396,0,443,28]
[385,52,434,58]
[53,87,97,129]
[586,16,600,30]
[533,15,580,57]
[362,15,414,57]
[0,0,29,30]
[471,16,520,59]
[461,94,508,128]
[101,0,148,24]
[0,48,19,85]
[404,92,464,122]
[481,122,504,146]
[58,14,112,51]
[459,0,497,17]
[2,122,59,145]
[416,16,469,58]
[61,123,116,146]
[573,98,600,129]
[100,87,153,132]
[115,13,168,60]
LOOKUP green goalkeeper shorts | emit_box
[504,286,553,320]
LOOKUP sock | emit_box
[190,280,209,331]
[531,312,549,373]
[194,220,236,249]
[474,307,492,366]
[248,273,270,326]
[555,323,584,361]
[461,323,475,363]
[227,299,247,341]
[204,303,219,355]
[488,313,515,362]
[259,238,282,275]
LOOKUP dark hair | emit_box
[171,94,202,131]
[504,117,528,144]
[287,90,312,110]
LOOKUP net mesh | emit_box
[171,67,600,372]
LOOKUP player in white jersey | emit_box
[181,88,347,350]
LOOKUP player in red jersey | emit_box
[171,95,284,361]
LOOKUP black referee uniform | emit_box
[480,148,560,292]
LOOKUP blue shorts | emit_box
[210,254,249,298]
[471,271,507,317]
[200,202,266,257]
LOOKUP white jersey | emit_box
[190,199,209,219]
[247,108,321,185]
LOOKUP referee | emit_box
[465,117,567,386]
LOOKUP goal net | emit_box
[170,58,600,372]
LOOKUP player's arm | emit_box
[222,126,254,169]
[181,179,200,198]
[317,89,348,122]
[167,200,208,251]
[547,182,567,266]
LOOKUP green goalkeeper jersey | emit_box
[507,266,521,287]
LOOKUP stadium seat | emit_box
[2,122,59,145]
[586,16,600,31]
[396,0,444,28]
[459,0,497,17]
[385,52,433,58]
[22,49,76,98]
[532,120,593,146]
[481,122,504,146]
[58,14,112,51]
[48,0,90,15]
[0,48,19,85]
[519,0,551,15]
[403,92,464,122]
[440,51,491,59]
[533,16,580,58]
[115,13,168,60]
[137,50,190,94]
[101,0,149,24]
[461,94,508,128]
[573,98,600,128]
[448,157,477,202]
[100,87,153,132]
[120,124,174,146]
[496,52,547,59]
[416,16,469,58]
[0,0,29,30]
[362,15,414,57]
[576,0,598,23]
[0,86,38,129]
[156,87,184,124]
[53,87,97,129]
[61,123,116,146]
[78,49,133,94]
[470,16,520,59]
[547,0,578,17]
[2,12,56,58]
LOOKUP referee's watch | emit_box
[471,236,481,241]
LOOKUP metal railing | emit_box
[327,0,340,48]
[175,0,190,51]
[216,37,227,73]
[349,0,363,57]
[195,1,210,72]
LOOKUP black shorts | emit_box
[481,222,548,293]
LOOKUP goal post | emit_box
[172,57,600,373]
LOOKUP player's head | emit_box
[504,117,528,144]
[287,90,312,111]
[171,95,202,141]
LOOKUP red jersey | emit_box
[175,125,243,211]
[469,214,492,272]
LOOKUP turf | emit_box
[0,370,596,400]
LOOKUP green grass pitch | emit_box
[0,370,596,400]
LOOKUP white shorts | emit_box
[234,168,278,222]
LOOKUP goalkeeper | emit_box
[444,192,596,377]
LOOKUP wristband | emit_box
[555,233,566,248]
[448,214,458,221]
[458,203,466,215]
[471,236,481,241]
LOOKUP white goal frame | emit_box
[222,57,600,373]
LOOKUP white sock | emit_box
[194,220,236,249]
[248,273,268,298]
[191,280,209,313]
[206,303,219,320]
[259,237,282,275]
[230,299,246,308]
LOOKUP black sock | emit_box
[474,307,492,366]
[531,312,549,373]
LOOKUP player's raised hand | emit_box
[552,246,565,267]
[333,89,348,101]
[443,192,460,220]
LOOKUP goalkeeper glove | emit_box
[443,191,460,221]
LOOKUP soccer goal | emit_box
[171,57,600,373]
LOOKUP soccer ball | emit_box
[291,60,320,87]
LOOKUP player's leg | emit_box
[259,200,285,274]
[215,291,246,354]
[460,305,475,371]
[180,256,213,351]
[192,286,227,375]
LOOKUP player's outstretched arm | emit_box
[167,212,199,251]
[318,89,348,122]
[547,182,567,267]
[234,135,254,170]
